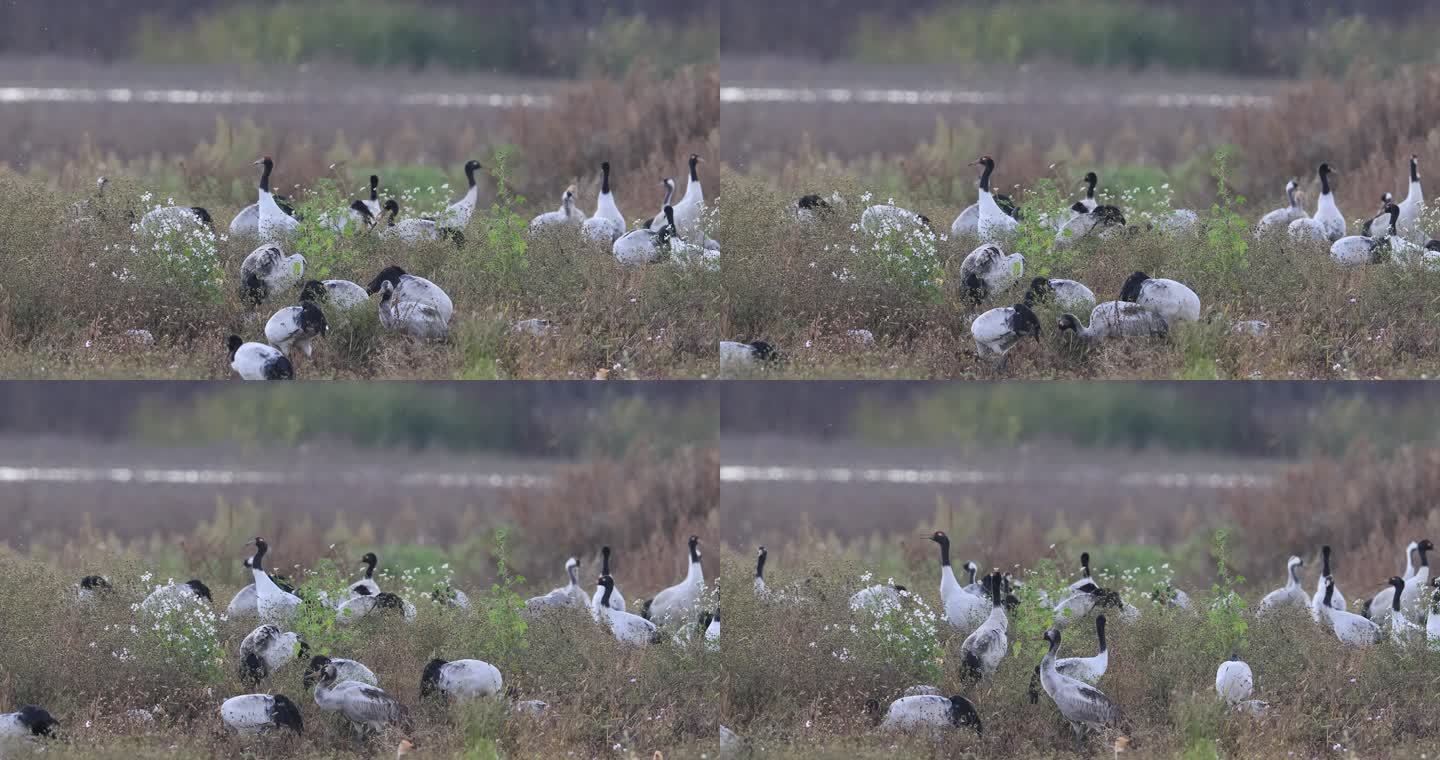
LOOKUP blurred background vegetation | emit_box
[722,383,1440,614]
[0,383,718,595]
[723,0,1440,217]
[724,0,1438,77]
[721,382,1440,458]
[5,0,716,78]
[1,382,716,458]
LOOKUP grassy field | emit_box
[0,544,720,759]
[720,547,1440,759]
[718,447,1440,758]
[720,68,1440,379]
[0,65,720,379]
[0,440,720,757]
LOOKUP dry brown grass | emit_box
[1229,444,1440,594]
[1230,66,1440,217]
[508,445,720,594]
[508,63,720,214]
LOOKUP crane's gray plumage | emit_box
[1038,627,1127,746]
[220,694,303,734]
[239,623,306,681]
[312,663,410,731]
[960,572,1009,678]
[1257,556,1308,616]
[303,655,377,690]
[420,658,503,701]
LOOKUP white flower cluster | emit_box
[129,201,226,295]
[826,191,946,296]
[1119,183,1178,226]
[124,578,222,676]
[395,185,450,219]
[386,562,463,609]
[841,573,941,671]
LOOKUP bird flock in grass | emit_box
[735,534,1440,751]
[724,153,1440,373]
[532,155,720,270]
[520,535,716,648]
[7,534,716,753]
[104,151,711,379]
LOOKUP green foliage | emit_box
[1013,178,1078,277]
[1202,530,1249,658]
[464,529,530,663]
[1191,147,1250,285]
[138,386,448,449]
[378,545,453,585]
[846,385,1440,456]
[1008,557,1066,660]
[291,560,359,656]
[467,149,530,290]
[287,181,369,280]
[0,540,720,756]
[321,301,384,368]
[580,395,719,458]
[1176,695,1226,760]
